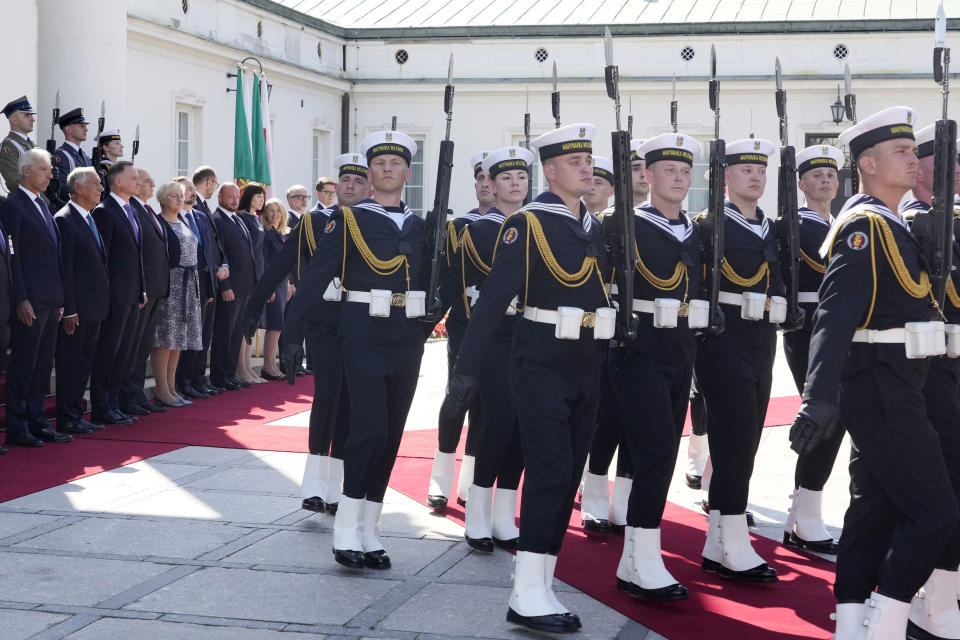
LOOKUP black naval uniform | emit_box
[51,142,90,210]
[438,208,485,458]
[901,198,960,573]
[245,208,349,464]
[282,198,429,503]
[780,208,844,492]
[452,192,609,555]
[695,201,784,515]
[96,159,113,200]
[444,208,524,493]
[609,204,703,528]
[804,195,957,603]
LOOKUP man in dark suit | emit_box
[1,148,69,446]
[91,161,146,425]
[119,169,169,415]
[177,167,229,396]
[209,182,255,391]
[54,167,109,435]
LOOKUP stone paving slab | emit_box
[0,512,64,540]
[379,582,629,640]
[64,617,329,638]
[0,551,171,606]
[124,566,400,626]
[14,517,252,560]
[149,447,259,466]
[104,487,302,523]
[184,465,303,494]
[0,608,70,639]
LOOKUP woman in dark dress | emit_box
[237,182,266,384]
[259,197,289,380]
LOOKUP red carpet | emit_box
[0,438,182,502]
[87,378,316,452]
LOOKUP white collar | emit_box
[352,199,414,229]
[724,203,770,239]
[799,207,832,226]
[525,200,594,233]
[69,200,92,218]
[110,192,129,208]
[64,141,81,152]
[131,196,146,207]
[10,131,27,142]
[634,204,694,243]
[820,194,906,257]
[289,209,303,219]
[18,185,41,202]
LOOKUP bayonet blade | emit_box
[775,57,783,91]
[55,91,60,109]
[525,86,529,112]
[844,64,852,96]
[672,74,676,101]
[937,2,947,48]
[135,123,140,142]
[604,26,614,67]
[710,45,717,79]
[447,53,454,86]
[100,100,105,118]
[552,61,558,93]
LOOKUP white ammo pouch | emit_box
[466,286,480,307]
[405,291,426,318]
[687,299,710,329]
[741,292,767,321]
[524,305,616,340]
[555,306,584,340]
[593,307,616,339]
[653,298,681,329]
[368,289,392,317]
[323,277,342,301]
[852,322,946,359]
[947,325,960,358]
[505,295,518,316]
[767,296,788,324]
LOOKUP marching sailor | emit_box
[608,132,706,601]
[458,145,533,552]
[427,150,491,513]
[281,131,431,571]
[441,123,610,633]
[780,144,845,555]
[790,107,958,639]
[245,153,371,516]
[580,155,633,535]
[696,137,784,584]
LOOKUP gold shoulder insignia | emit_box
[1,147,8,155]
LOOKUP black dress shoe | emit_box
[363,550,391,569]
[229,376,251,388]
[148,402,167,413]
[301,496,326,512]
[214,379,240,391]
[295,367,307,377]
[783,532,839,555]
[456,497,467,507]
[121,404,150,416]
[302,367,314,376]
[702,557,778,583]
[183,385,210,400]
[628,581,689,601]
[138,401,159,414]
[426,494,448,514]
[746,510,756,527]
[60,421,94,435]
[260,372,286,381]
[332,548,365,569]
[465,534,494,552]
[6,432,42,447]
[0,445,6,454]
[685,473,702,490]
[493,536,519,550]
[93,411,134,425]
[80,419,105,431]
[506,608,580,634]
[326,502,338,515]
[32,427,73,443]
[582,517,613,535]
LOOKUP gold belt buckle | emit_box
[763,298,771,312]
[390,293,406,307]
[678,302,689,318]
[581,312,596,328]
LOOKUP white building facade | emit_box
[7,0,960,215]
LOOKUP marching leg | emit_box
[580,471,612,534]
[907,569,960,640]
[457,454,476,506]
[300,454,329,513]
[360,499,390,569]
[427,451,456,513]
[492,488,520,549]
[332,496,365,569]
[464,484,494,552]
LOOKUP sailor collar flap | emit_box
[634,204,694,244]
[820,194,908,258]
[799,207,832,227]
[724,202,771,243]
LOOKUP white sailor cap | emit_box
[482,146,534,178]
[725,138,775,166]
[637,133,702,167]
[592,156,615,185]
[360,130,418,164]
[333,152,369,178]
[470,151,491,177]
[630,138,646,162]
[796,144,844,176]
[913,123,939,158]
[531,123,596,161]
[838,106,916,158]
[99,128,121,143]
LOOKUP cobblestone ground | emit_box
[0,338,847,639]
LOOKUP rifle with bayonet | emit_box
[843,65,859,196]
[928,3,957,311]
[551,61,561,128]
[671,75,678,133]
[132,124,140,162]
[523,87,533,205]
[44,91,64,207]
[46,91,60,155]
[705,45,727,334]
[628,95,634,138]
[424,53,456,322]
[91,100,106,168]
[774,58,804,332]
[603,27,637,340]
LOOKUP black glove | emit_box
[700,307,725,337]
[439,374,479,432]
[280,342,304,386]
[789,399,839,455]
[242,313,260,345]
[779,305,806,333]
[421,295,445,325]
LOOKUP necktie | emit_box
[123,203,140,244]
[184,211,202,243]
[79,148,89,167]
[233,214,250,243]
[86,213,103,250]
[34,196,58,245]
[144,203,163,237]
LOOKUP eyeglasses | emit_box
[290,194,308,199]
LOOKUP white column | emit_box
[37,0,128,148]
[6,1,38,121]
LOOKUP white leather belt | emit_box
[718,291,751,307]
[345,290,409,307]
[466,285,480,306]
[524,306,598,328]
[852,328,905,344]
[797,292,819,304]
[632,299,689,317]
